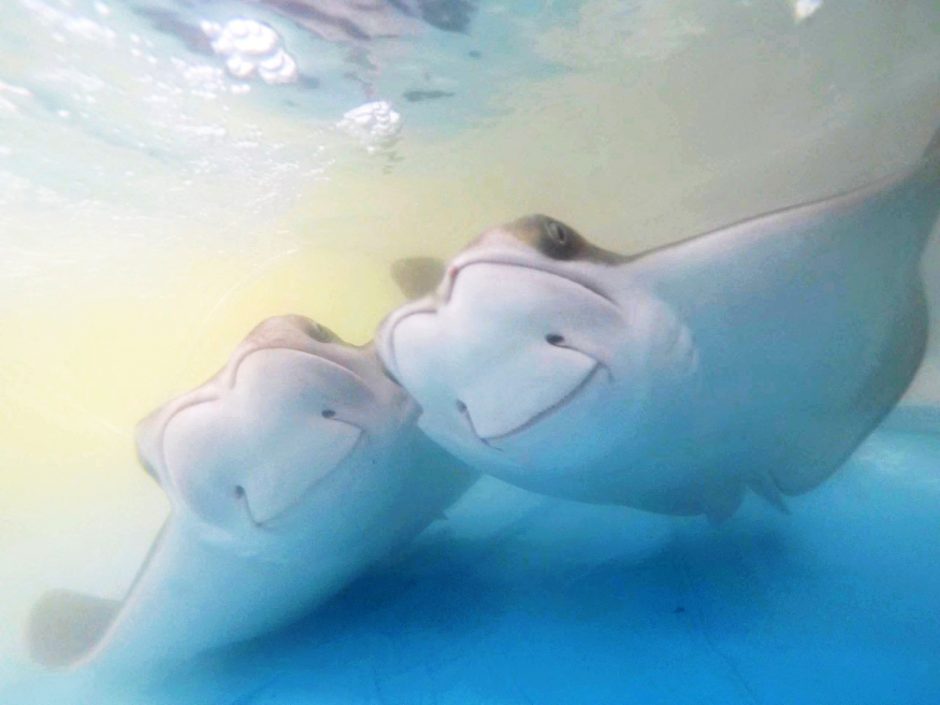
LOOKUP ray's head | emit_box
[377,215,696,491]
[136,315,414,535]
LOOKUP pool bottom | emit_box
[4,426,940,705]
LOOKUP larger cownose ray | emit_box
[378,123,940,522]
[27,315,476,669]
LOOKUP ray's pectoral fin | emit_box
[769,284,928,498]
[390,257,446,299]
[702,481,747,526]
[27,590,120,668]
[748,472,790,514]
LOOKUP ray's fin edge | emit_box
[390,256,446,300]
[26,589,119,669]
[747,473,791,516]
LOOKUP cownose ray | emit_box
[379,124,940,523]
[27,315,476,669]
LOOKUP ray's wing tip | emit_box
[26,589,119,669]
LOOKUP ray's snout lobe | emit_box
[135,315,401,531]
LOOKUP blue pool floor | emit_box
[7,426,940,705]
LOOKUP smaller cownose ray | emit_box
[378,122,940,522]
[27,315,475,669]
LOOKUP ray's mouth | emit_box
[483,363,605,444]
[234,485,263,528]
[472,362,609,449]
[232,425,364,530]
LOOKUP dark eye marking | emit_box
[309,323,337,343]
[509,213,628,265]
[321,409,336,419]
[545,334,565,346]
[456,400,467,413]
[546,220,568,244]
[536,216,582,260]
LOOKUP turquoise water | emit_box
[2,1,940,703]
[7,422,940,704]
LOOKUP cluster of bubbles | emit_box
[200,18,299,85]
[336,101,404,154]
[198,17,405,155]
[793,0,823,22]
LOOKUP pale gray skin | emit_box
[378,127,940,522]
[28,315,475,669]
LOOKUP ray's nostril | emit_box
[546,333,565,346]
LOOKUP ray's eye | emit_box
[456,400,467,413]
[545,334,565,346]
[546,220,569,245]
[321,409,336,419]
[234,485,246,498]
[308,323,337,343]
[537,217,581,259]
